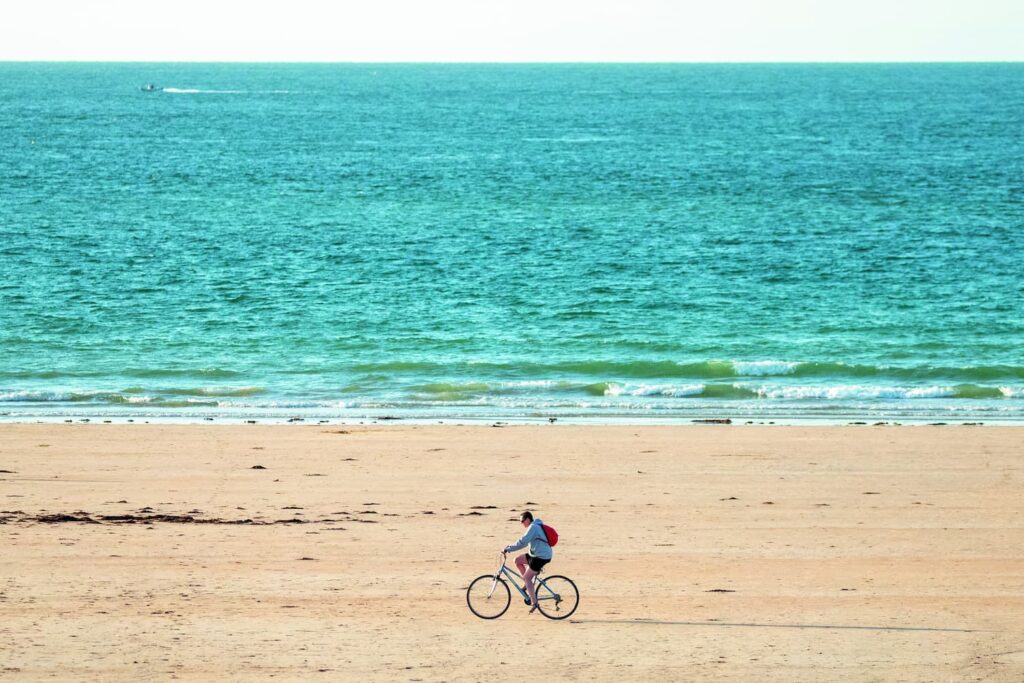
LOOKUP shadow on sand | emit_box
[568,619,978,633]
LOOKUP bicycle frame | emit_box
[490,554,558,604]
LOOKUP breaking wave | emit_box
[347,360,1024,382]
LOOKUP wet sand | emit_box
[2,424,1023,681]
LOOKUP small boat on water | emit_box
[141,84,161,92]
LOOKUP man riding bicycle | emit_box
[502,511,552,614]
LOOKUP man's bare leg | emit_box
[514,553,529,579]
[523,567,539,612]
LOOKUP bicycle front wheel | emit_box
[535,574,579,619]
[466,574,511,619]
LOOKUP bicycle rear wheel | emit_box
[466,574,511,619]
[534,574,579,619]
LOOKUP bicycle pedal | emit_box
[523,598,531,605]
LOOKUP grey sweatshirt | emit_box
[504,519,553,560]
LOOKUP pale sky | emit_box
[2,0,1022,62]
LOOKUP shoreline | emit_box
[0,413,1018,426]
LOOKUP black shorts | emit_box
[526,554,550,572]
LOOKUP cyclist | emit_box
[502,510,552,613]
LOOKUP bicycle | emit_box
[466,552,579,620]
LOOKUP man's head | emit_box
[520,511,533,527]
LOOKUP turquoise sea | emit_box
[1,63,1022,423]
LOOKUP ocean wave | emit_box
[603,383,707,398]
[0,390,74,402]
[701,384,762,399]
[0,370,107,380]
[498,380,568,389]
[88,394,221,407]
[732,361,800,376]
[411,380,570,393]
[122,368,242,379]
[0,368,243,384]
[551,360,738,378]
[596,382,1020,401]
[753,384,1015,400]
[217,400,349,409]
[3,381,1020,410]
[129,386,267,398]
[788,362,1024,381]
[0,390,222,406]
[353,362,442,373]
[411,382,491,395]
[397,380,1023,402]
[407,380,578,402]
[348,359,1024,382]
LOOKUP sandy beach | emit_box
[1,423,1023,681]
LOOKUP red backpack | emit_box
[541,523,559,547]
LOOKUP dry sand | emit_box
[1,423,1023,681]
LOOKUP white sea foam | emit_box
[619,383,707,397]
[497,380,563,389]
[600,383,708,397]
[603,383,623,396]
[215,399,367,409]
[755,385,957,400]
[162,88,245,94]
[732,360,800,376]
[491,398,655,410]
[162,88,292,95]
[0,390,73,402]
